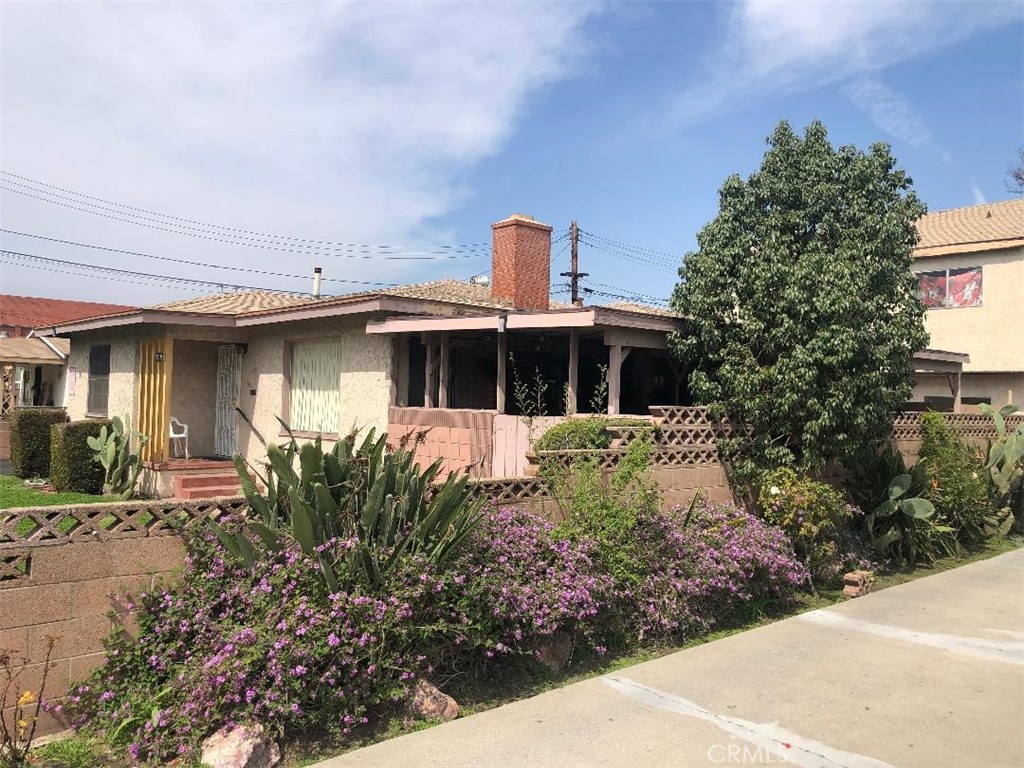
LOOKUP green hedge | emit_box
[9,407,68,479]
[51,419,111,494]
[534,417,654,452]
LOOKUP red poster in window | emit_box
[917,272,946,308]
[947,268,982,307]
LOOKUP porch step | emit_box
[176,473,242,490]
[173,472,243,499]
[176,485,247,500]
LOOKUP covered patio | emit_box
[368,305,688,478]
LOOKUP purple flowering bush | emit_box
[65,506,610,763]
[65,526,416,763]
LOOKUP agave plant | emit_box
[211,422,482,591]
[86,415,150,499]
[865,466,955,565]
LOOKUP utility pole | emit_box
[560,220,588,306]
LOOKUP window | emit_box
[289,338,342,433]
[916,267,982,308]
[87,345,111,416]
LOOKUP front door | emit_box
[215,345,241,457]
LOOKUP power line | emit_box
[1,249,323,295]
[579,229,679,261]
[1,171,492,257]
[578,234,679,273]
[0,230,398,288]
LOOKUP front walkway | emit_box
[314,549,1024,768]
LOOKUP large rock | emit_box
[201,723,281,768]
[408,679,460,722]
[534,630,573,672]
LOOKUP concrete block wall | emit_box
[388,407,494,477]
[0,537,185,736]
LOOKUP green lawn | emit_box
[0,474,106,510]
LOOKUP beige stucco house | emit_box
[41,214,686,497]
[911,199,1024,410]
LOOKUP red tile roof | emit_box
[0,294,134,334]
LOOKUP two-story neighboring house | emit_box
[911,199,1024,410]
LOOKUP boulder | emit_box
[408,679,460,722]
[842,569,873,598]
[201,723,281,768]
[534,630,573,672]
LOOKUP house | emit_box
[38,214,688,497]
[910,199,1024,410]
[0,294,132,413]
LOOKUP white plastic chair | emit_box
[170,416,189,460]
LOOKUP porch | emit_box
[135,336,247,497]
[371,306,687,478]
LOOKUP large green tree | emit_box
[670,120,928,477]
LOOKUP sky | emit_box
[1,0,1022,309]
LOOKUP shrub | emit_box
[51,419,111,494]
[533,417,654,452]
[393,505,611,667]
[757,468,867,585]
[87,416,149,499]
[979,404,1024,531]
[553,441,807,643]
[845,445,956,566]
[919,412,1001,548]
[8,407,67,479]
[67,524,417,764]
[214,428,481,591]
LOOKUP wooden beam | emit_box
[608,343,622,415]
[948,371,963,413]
[496,331,507,413]
[438,332,450,409]
[424,343,436,408]
[567,328,579,415]
[389,337,400,407]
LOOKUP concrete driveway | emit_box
[314,549,1024,768]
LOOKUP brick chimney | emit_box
[491,214,552,310]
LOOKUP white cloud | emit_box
[972,183,988,204]
[0,2,599,302]
[842,76,951,161]
[668,0,1023,127]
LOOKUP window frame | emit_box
[86,344,112,417]
[915,266,983,309]
[282,337,343,438]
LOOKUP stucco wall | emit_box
[65,331,138,423]
[170,340,219,457]
[238,317,392,465]
[913,371,1024,410]
[915,247,1024,373]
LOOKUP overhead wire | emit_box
[0,249,343,295]
[0,230,397,288]
[1,171,492,258]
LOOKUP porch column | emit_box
[567,329,579,415]
[424,343,436,408]
[952,370,962,413]
[496,330,507,413]
[389,336,400,407]
[607,343,621,415]
[438,332,450,409]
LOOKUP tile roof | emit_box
[914,199,1024,258]
[599,301,680,318]
[151,291,316,315]
[0,294,133,331]
[0,336,70,364]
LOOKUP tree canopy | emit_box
[669,120,928,477]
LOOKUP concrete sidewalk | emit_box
[314,549,1024,768]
